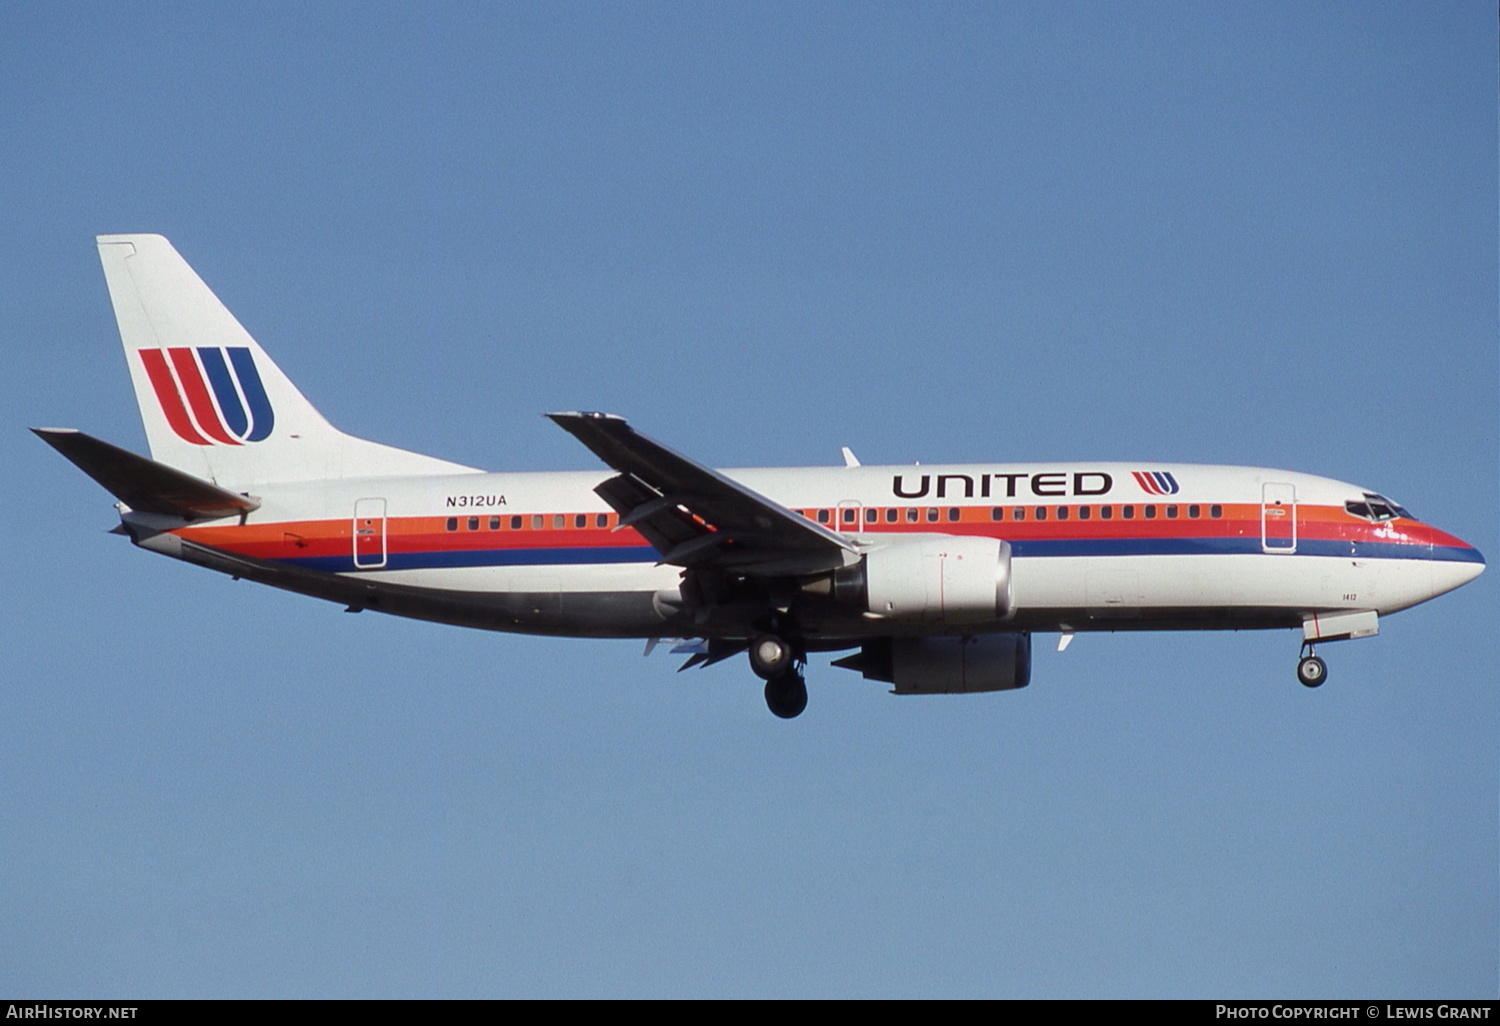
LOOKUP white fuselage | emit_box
[149,460,1482,643]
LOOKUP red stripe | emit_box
[167,348,239,445]
[139,349,211,445]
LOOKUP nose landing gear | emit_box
[1297,644,1327,688]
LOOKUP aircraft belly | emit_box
[339,562,685,636]
[346,561,681,595]
[365,584,673,638]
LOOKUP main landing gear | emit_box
[1296,644,1328,688]
[764,670,808,719]
[749,634,794,679]
[749,632,807,718]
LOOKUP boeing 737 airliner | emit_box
[36,235,1485,717]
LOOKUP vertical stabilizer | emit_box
[96,234,478,486]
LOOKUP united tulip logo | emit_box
[1132,471,1180,496]
[140,346,274,445]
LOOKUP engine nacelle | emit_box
[832,634,1032,694]
[834,536,1013,623]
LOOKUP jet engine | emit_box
[832,536,1013,623]
[832,634,1032,694]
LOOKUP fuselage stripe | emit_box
[175,503,1481,577]
[254,537,1477,575]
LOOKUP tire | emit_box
[1297,655,1327,688]
[764,672,808,719]
[749,634,793,679]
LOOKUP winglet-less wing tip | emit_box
[545,411,626,423]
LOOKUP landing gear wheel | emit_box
[1297,654,1327,688]
[749,633,794,679]
[764,670,808,719]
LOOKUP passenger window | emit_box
[1013,507,1025,522]
[467,517,479,531]
[1035,507,1047,521]
[575,514,588,528]
[553,514,566,529]
[885,508,898,524]
[865,508,878,524]
[596,513,609,528]
[511,516,523,530]
[817,509,830,524]
[842,508,857,525]
[991,507,1003,521]
[906,508,919,523]
[445,517,458,532]
[1101,506,1113,520]
[947,508,959,522]
[1123,505,1135,520]
[1056,506,1069,521]
[1166,505,1178,519]
[1188,505,1200,519]
[531,515,544,529]
[489,516,500,530]
[1078,506,1090,521]
[1144,505,1156,520]
[927,508,939,522]
[1210,505,1222,519]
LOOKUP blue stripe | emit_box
[1011,537,1458,560]
[284,545,655,574]
[1433,544,1485,564]
[264,537,1478,575]
[197,348,248,438]
[227,347,275,441]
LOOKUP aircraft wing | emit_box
[547,412,857,576]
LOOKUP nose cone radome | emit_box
[1428,527,1485,598]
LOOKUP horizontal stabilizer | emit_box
[32,428,259,520]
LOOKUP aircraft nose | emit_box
[1427,527,1484,598]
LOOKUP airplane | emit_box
[35,234,1485,718]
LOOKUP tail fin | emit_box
[96,234,478,486]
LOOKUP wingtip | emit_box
[545,410,627,423]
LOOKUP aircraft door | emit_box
[353,497,387,568]
[836,500,864,535]
[1261,483,1296,553]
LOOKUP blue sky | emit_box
[2,2,1494,997]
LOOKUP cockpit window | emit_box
[1345,492,1412,522]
